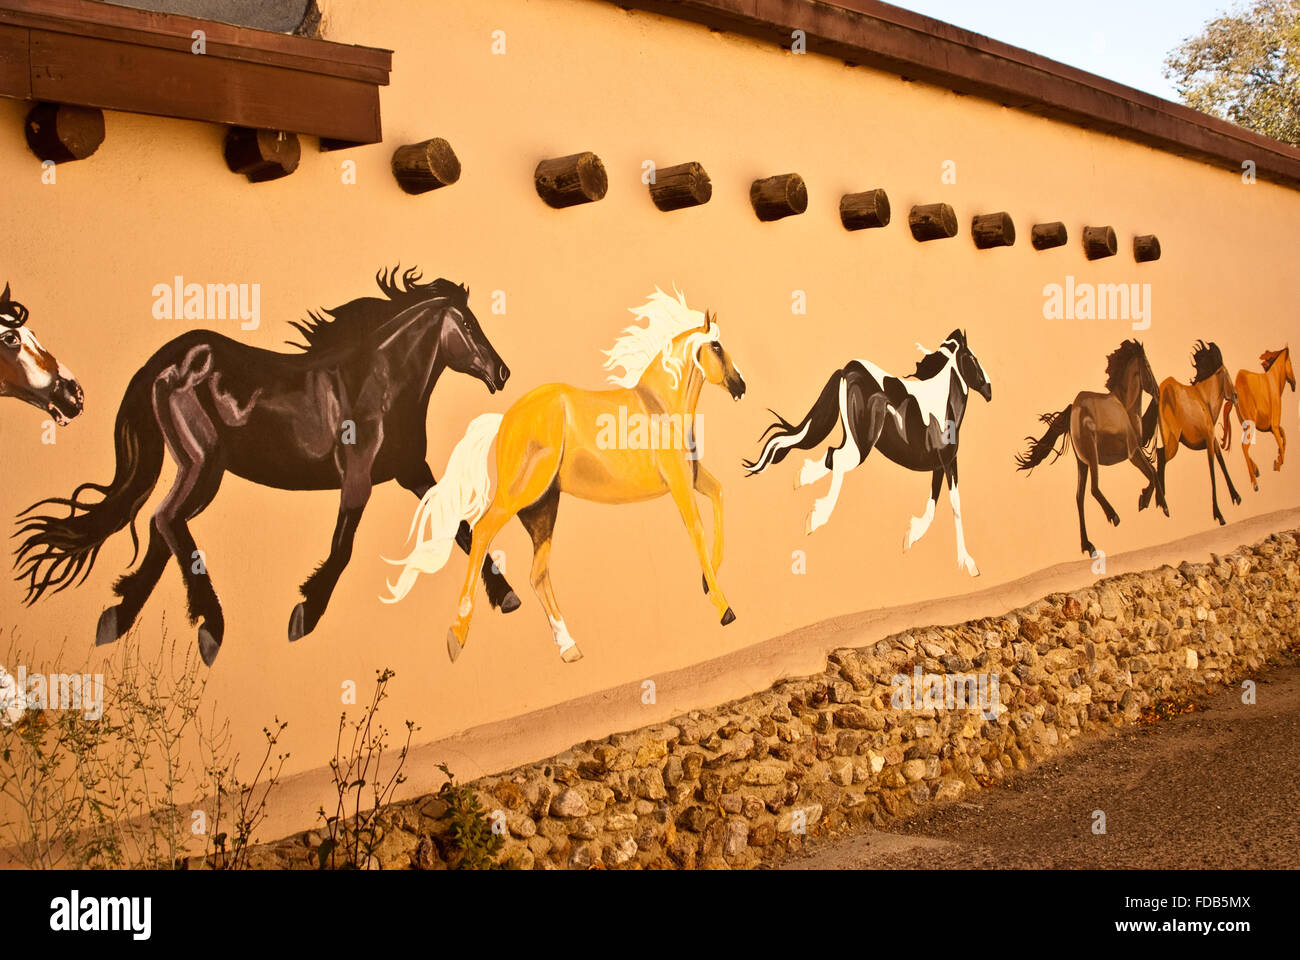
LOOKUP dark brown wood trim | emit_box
[612,0,1300,191]
[0,0,390,144]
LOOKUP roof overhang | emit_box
[615,0,1300,191]
[0,0,390,144]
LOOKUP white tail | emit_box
[381,412,503,603]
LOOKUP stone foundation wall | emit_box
[263,529,1300,870]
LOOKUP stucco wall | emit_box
[2,0,1298,825]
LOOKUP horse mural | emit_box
[1016,339,1165,556]
[15,268,520,666]
[1155,340,1241,526]
[0,282,83,425]
[382,288,747,664]
[1233,346,1294,491]
[743,330,992,576]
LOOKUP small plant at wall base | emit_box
[316,668,417,869]
[1165,0,1300,147]
[200,716,290,870]
[436,763,506,870]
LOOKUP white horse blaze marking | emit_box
[905,498,936,550]
[548,615,576,652]
[17,329,53,390]
[949,482,979,575]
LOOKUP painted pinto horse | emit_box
[1155,340,1241,525]
[383,288,746,664]
[0,282,83,425]
[15,268,519,665]
[1016,339,1165,556]
[1233,346,1294,491]
[744,330,992,576]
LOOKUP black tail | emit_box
[14,366,165,603]
[1141,394,1160,448]
[1015,405,1073,473]
[743,370,843,474]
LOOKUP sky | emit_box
[888,0,1239,100]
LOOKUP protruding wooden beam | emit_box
[1133,235,1162,263]
[971,212,1015,249]
[391,138,461,195]
[839,189,891,230]
[750,173,807,221]
[535,152,608,208]
[223,127,300,182]
[1031,221,1069,250]
[24,102,105,163]
[908,203,958,241]
[649,162,712,211]
[1082,225,1118,260]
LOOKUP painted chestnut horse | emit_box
[1016,340,1165,556]
[0,282,83,425]
[1155,340,1240,525]
[382,288,746,664]
[1233,346,1294,491]
[15,268,519,665]
[744,331,992,576]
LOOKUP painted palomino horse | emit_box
[1155,340,1241,526]
[382,288,746,664]
[0,282,83,425]
[1233,346,1294,491]
[743,330,992,576]
[1016,339,1164,556]
[15,268,519,666]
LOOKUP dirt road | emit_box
[781,663,1300,869]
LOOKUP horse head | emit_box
[434,283,510,394]
[946,329,992,402]
[690,310,746,401]
[0,282,84,425]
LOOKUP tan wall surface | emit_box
[2,0,1298,826]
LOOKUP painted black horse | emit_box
[15,267,520,665]
[744,330,992,576]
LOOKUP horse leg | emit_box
[154,457,226,666]
[1206,447,1226,525]
[1274,423,1286,472]
[807,391,884,534]
[97,520,171,646]
[795,454,830,490]
[904,468,944,552]
[1076,458,1094,556]
[518,484,582,662]
[694,464,725,594]
[1130,447,1165,519]
[943,458,979,577]
[1086,434,1120,527]
[1240,428,1261,491]
[666,470,734,623]
[1213,440,1241,507]
[394,459,520,612]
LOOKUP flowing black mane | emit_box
[911,330,965,380]
[1261,347,1285,371]
[1191,339,1223,384]
[288,266,468,355]
[1104,339,1147,393]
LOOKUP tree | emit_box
[1164,0,1300,146]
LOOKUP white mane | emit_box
[603,287,717,389]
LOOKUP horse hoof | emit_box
[446,629,463,663]
[721,607,736,626]
[95,607,119,647]
[198,626,221,667]
[288,603,306,643]
[498,590,521,614]
[702,574,710,595]
[560,644,584,663]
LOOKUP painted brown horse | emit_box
[0,282,83,425]
[1155,340,1240,526]
[1233,346,1294,491]
[1016,340,1165,556]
